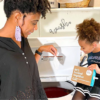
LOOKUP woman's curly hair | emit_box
[4,0,51,18]
[76,18,100,43]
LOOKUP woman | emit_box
[0,0,57,99]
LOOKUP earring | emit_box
[15,26,21,41]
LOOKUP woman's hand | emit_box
[35,45,57,63]
[38,45,57,56]
[88,64,100,74]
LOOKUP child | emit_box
[72,18,100,100]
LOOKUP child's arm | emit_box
[88,64,100,74]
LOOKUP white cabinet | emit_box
[40,8,100,37]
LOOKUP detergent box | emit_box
[71,66,96,87]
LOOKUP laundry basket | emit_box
[44,87,72,98]
[42,81,75,99]
[65,0,90,8]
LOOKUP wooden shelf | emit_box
[51,7,100,12]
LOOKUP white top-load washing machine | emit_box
[29,37,80,100]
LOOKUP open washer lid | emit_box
[32,46,80,82]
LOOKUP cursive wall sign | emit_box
[49,19,71,34]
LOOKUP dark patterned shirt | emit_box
[88,52,100,86]
[0,37,47,100]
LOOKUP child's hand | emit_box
[88,64,100,74]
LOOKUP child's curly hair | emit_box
[76,18,100,43]
[4,0,51,19]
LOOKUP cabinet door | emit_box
[40,9,100,37]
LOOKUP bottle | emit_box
[49,0,58,8]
